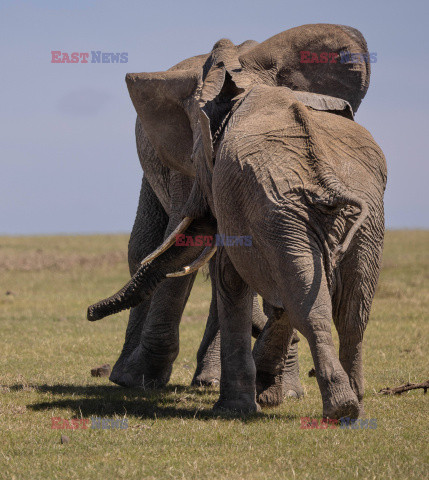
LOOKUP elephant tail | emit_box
[330,193,369,266]
[303,186,369,266]
[291,101,369,266]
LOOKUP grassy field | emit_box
[0,231,427,479]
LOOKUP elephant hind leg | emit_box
[332,240,382,416]
[278,247,359,419]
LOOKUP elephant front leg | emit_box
[212,248,259,414]
[110,175,168,386]
[282,336,303,398]
[121,273,197,388]
[110,302,150,386]
[192,256,221,386]
[261,301,303,399]
[192,255,267,386]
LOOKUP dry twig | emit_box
[378,380,429,395]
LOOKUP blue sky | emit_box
[1,0,428,234]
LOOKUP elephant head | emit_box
[87,24,372,321]
[125,23,369,215]
[238,23,370,112]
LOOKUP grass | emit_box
[0,231,427,479]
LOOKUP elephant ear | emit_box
[292,91,354,120]
[239,24,370,113]
[181,62,244,219]
[200,62,245,133]
[125,70,200,176]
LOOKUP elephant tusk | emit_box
[140,217,193,266]
[166,245,217,278]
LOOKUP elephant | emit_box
[88,24,382,418]
[108,39,270,390]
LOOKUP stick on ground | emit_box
[378,380,429,395]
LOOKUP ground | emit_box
[0,231,427,480]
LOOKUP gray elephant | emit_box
[88,25,381,418]
[108,39,270,389]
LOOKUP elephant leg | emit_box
[256,301,303,402]
[332,241,382,416]
[282,334,303,398]
[110,176,168,385]
[121,273,197,388]
[279,247,359,419]
[192,256,221,386]
[337,331,364,416]
[253,307,293,406]
[192,256,267,387]
[110,302,151,386]
[213,248,259,413]
[252,295,267,337]
[114,170,200,387]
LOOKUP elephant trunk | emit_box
[87,261,164,321]
[87,217,217,321]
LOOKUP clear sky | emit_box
[1,0,428,234]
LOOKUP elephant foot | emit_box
[322,386,360,419]
[109,353,141,387]
[256,371,283,407]
[109,355,132,386]
[191,368,220,387]
[213,395,261,414]
[109,367,172,389]
[284,388,304,399]
[109,371,141,388]
[191,346,220,387]
[191,376,219,387]
[283,374,304,399]
[109,345,173,389]
[141,366,172,389]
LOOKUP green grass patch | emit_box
[0,231,427,479]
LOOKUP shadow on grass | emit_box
[17,383,296,422]
[11,383,207,396]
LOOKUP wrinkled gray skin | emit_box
[89,25,383,418]
[109,41,292,391]
[197,83,386,418]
